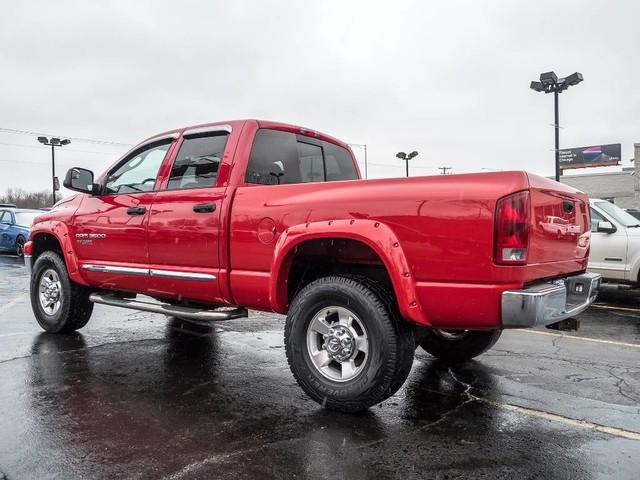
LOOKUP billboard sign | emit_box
[559,143,621,170]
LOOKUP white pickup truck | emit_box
[539,215,582,238]
[589,198,640,285]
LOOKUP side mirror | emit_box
[597,221,616,234]
[63,167,98,194]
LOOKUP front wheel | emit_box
[15,236,25,258]
[418,329,502,363]
[285,275,415,412]
[30,251,94,333]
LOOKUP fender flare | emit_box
[30,221,87,286]
[269,219,428,325]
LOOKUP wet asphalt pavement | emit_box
[0,254,639,479]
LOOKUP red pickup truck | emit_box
[24,119,600,411]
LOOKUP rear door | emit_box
[146,126,231,303]
[72,135,177,292]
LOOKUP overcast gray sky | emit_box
[1,0,638,195]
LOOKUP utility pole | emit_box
[37,136,71,205]
[364,144,367,179]
[438,167,452,175]
[554,90,560,182]
[348,143,368,179]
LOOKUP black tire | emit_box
[418,329,502,363]
[30,251,94,333]
[285,275,414,413]
[15,235,25,258]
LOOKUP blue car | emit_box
[0,208,44,257]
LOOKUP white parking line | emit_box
[515,329,640,349]
[446,368,640,441]
[479,398,640,440]
[0,296,24,314]
[592,304,640,313]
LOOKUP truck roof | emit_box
[134,119,351,151]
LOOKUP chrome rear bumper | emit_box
[502,272,601,328]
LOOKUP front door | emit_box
[146,129,230,303]
[72,138,176,292]
[589,208,628,280]
[0,210,13,250]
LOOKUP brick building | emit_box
[560,143,640,208]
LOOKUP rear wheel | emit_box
[418,329,502,363]
[30,251,94,333]
[285,275,414,412]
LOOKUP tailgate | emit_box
[527,174,591,264]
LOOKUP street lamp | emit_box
[530,71,583,181]
[396,150,418,177]
[37,136,71,205]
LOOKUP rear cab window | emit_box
[245,129,358,185]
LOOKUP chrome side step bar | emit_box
[89,293,248,322]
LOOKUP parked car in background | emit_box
[0,208,43,257]
[625,208,640,221]
[589,199,640,285]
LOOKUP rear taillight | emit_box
[494,190,530,265]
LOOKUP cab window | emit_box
[167,134,228,190]
[0,211,11,224]
[246,129,358,185]
[104,142,171,194]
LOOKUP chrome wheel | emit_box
[38,269,62,316]
[433,329,469,341]
[306,306,369,382]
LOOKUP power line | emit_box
[0,127,133,147]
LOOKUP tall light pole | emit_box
[396,151,418,177]
[530,71,583,182]
[37,136,71,205]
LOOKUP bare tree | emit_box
[0,188,55,209]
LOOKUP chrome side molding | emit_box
[82,264,216,281]
[82,264,149,276]
[149,269,216,281]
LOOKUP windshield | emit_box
[14,211,41,227]
[595,201,640,227]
